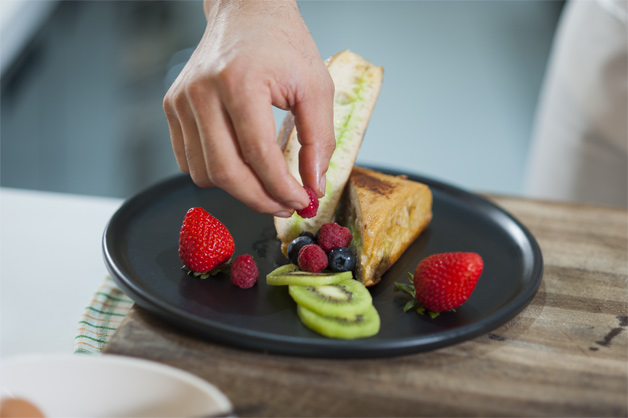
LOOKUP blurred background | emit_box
[1,0,564,199]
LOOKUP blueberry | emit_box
[328,247,356,272]
[287,235,315,265]
[299,231,316,242]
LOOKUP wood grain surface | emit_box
[104,196,628,417]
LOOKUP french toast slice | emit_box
[336,166,433,287]
[274,50,383,254]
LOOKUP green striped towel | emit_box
[74,276,134,355]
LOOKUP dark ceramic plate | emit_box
[103,167,543,358]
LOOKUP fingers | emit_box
[224,88,310,209]
[165,70,302,215]
[293,74,336,197]
[162,17,333,215]
[163,90,189,175]
[189,87,301,216]
[165,85,214,188]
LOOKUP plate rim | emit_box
[103,166,543,358]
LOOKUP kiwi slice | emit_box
[297,304,380,339]
[267,264,352,286]
[288,279,372,317]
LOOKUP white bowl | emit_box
[0,354,233,417]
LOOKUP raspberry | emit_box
[287,235,315,265]
[230,254,259,289]
[298,244,328,273]
[296,187,319,218]
[316,222,353,254]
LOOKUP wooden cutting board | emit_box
[104,196,628,417]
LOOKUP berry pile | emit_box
[287,222,356,274]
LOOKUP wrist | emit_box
[204,0,299,20]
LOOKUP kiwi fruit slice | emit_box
[267,264,352,286]
[297,304,380,339]
[288,279,372,317]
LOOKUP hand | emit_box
[163,0,335,217]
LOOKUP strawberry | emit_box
[179,207,234,275]
[395,252,483,317]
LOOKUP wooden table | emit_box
[104,196,628,417]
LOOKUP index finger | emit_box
[225,90,310,210]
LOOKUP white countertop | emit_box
[0,188,123,358]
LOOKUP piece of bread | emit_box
[274,50,383,254]
[336,166,433,287]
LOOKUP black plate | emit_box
[103,167,543,358]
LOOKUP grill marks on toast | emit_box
[350,169,398,197]
[338,167,433,287]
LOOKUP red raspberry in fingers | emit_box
[296,186,319,219]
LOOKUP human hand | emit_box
[163,0,335,217]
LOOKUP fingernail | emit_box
[289,200,307,210]
[319,174,327,197]
[274,210,293,218]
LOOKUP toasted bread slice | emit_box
[336,166,433,287]
[274,50,383,254]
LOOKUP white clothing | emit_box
[525,0,627,208]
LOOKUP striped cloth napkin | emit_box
[74,276,133,355]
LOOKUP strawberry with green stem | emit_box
[179,207,234,278]
[395,252,484,318]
